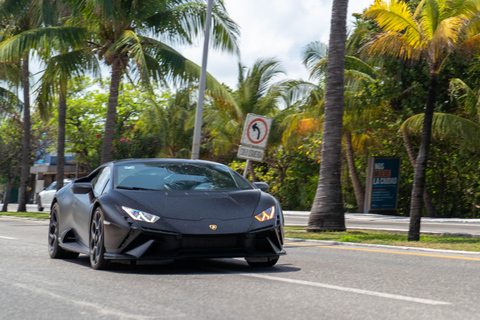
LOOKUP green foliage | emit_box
[229,138,320,211]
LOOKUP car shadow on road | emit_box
[65,255,300,275]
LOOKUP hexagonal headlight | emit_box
[122,206,160,223]
[254,206,275,222]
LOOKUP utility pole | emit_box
[191,0,213,159]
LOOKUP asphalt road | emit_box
[2,216,480,319]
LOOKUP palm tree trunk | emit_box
[344,131,364,212]
[100,60,123,164]
[2,163,20,212]
[56,85,67,191]
[308,0,348,232]
[402,130,437,217]
[408,73,437,241]
[18,55,30,212]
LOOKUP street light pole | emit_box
[191,0,213,160]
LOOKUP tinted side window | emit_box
[92,167,111,195]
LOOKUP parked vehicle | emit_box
[38,179,72,211]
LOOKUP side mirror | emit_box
[253,182,269,192]
[72,182,93,194]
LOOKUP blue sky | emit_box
[179,0,375,88]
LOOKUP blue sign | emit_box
[366,157,400,211]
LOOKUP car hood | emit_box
[115,189,262,221]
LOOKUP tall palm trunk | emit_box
[101,60,123,164]
[2,163,20,212]
[402,130,437,217]
[308,0,348,232]
[408,73,437,241]
[18,55,30,212]
[56,85,67,191]
[344,131,364,212]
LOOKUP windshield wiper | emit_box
[116,186,158,191]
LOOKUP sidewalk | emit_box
[284,211,480,237]
[0,204,41,212]
[285,211,480,224]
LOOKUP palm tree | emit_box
[70,0,239,164]
[0,0,62,211]
[36,50,100,191]
[0,64,24,211]
[298,39,381,213]
[204,58,284,179]
[139,87,196,158]
[364,0,480,240]
[308,0,349,232]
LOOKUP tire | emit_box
[245,256,279,267]
[38,197,44,211]
[48,204,79,259]
[90,207,111,270]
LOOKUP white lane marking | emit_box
[241,273,451,306]
[0,235,16,240]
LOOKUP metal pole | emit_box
[191,0,213,160]
[243,159,250,178]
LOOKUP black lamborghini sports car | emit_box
[48,159,285,270]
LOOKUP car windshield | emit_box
[45,180,70,191]
[114,162,253,191]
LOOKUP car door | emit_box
[75,166,112,246]
[42,182,57,208]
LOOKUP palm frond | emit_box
[0,86,23,118]
[400,112,480,151]
[36,49,100,119]
[364,0,421,48]
[0,26,88,61]
[144,0,239,54]
[364,31,424,61]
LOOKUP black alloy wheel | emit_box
[48,204,79,259]
[90,207,111,270]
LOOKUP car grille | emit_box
[181,235,241,249]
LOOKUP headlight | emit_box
[254,206,275,222]
[122,206,160,223]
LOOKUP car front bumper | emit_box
[103,222,285,261]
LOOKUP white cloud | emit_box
[178,0,374,88]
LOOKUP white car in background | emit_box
[38,179,72,211]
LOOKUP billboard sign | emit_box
[364,157,401,213]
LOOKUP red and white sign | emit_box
[240,114,272,150]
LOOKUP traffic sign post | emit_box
[237,114,272,177]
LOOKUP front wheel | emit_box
[245,256,279,267]
[90,207,111,270]
[48,204,79,259]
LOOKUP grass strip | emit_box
[285,227,480,252]
[0,212,50,220]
